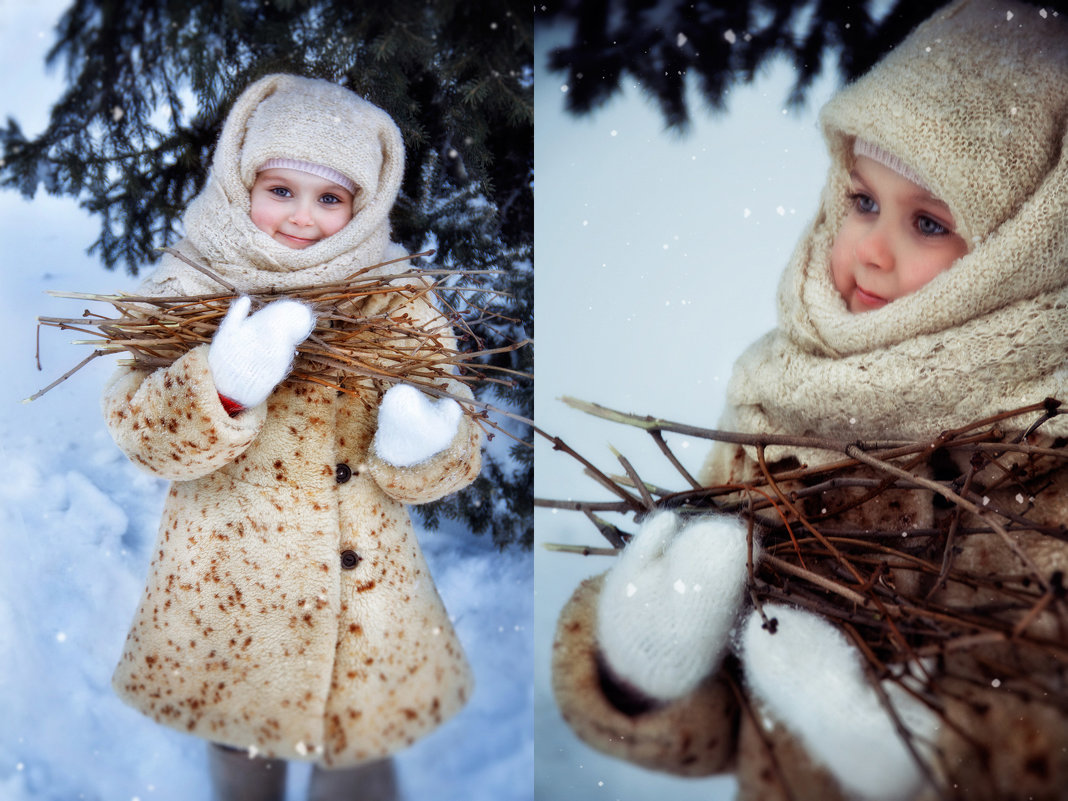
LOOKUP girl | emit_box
[552,2,1068,799]
[103,74,483,800]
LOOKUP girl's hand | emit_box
[208,296,316,409]
[373,384,463,467]
[739,604,939,801]
[597,511,752,701]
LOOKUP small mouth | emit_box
[278,232,318,247]
[854,285,888,309]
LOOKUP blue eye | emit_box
[849,192,877,214]
[320,194,342,205]
[916,215,948,236]
[269,186,292,198]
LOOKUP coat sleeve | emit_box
[365,286,484,504]
[366,377,483,504]
[101,344,267,481]
[551,573,740,776]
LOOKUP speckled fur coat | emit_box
[101,74,483,768]
[104,340,481,767]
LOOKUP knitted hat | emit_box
[257,158,358,195]
[232,75,402,215]
[820,0,1068,247]
[172,74,406,278]
[852,139,931,194]
[705,0,1068,474]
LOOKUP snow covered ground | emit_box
[0,3,532,800]
[533,25,836,801]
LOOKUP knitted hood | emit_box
[142,74,407,296]
[710,0,1068,473]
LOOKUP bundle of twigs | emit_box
[538,397,1068,796]
[31,248,531,440]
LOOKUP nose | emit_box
[854,222,894,272]
[289,202,314,226]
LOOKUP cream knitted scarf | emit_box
[138,74,408,302]
[710,0,1068,472]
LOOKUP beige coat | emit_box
[104,339,482,767]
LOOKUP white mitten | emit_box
[596,511,753,701]
[739,604,940,801]
[372,384,462,467]
[208,296,316,408]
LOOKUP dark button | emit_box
[340,550,361,570]
[335,463,352,484]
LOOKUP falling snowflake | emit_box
[724,29,737,44]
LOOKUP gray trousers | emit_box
[208,743,400,801]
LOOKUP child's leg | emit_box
[208,743,287,801]
[307,757,399,801]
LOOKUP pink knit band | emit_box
[853,139,931,193]
[257,158,358,194]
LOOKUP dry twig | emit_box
[537,397,1068,797]
[31,250,532,443]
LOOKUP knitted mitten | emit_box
[596,511,753,701]
[372,384,462,467]
[208,296,316,409]
[739,604,939,801]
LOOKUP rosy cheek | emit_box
[829,239,852,295]
[249,199,274,234]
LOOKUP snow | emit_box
[534,23,835,801]
[0,4,532,799]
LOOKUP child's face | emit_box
[250,168,355,249]
[830,155,968,313]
